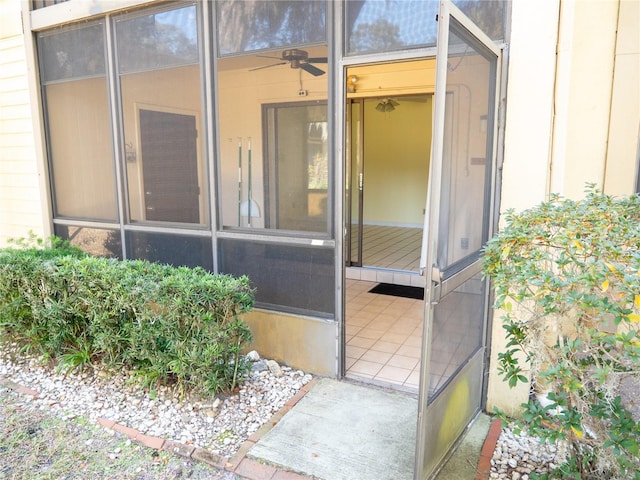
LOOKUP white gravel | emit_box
[0,346,312,459]
[490,426,568,479]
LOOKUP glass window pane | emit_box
[218,238,334,317]
[54,225,122,259]
[115,6,199,74]
[38,24,118,221]
[125,231,213,270]
[346,0,439,55]
[115,6,208,226]
[264,103,328,232]
[428,274,484,399]
[38,23,105,82]
[437,23,496,272]
[217,0,326,55]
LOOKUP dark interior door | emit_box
[140,109,199,223]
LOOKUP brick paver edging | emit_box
[475,418,502,480]
[0,374,319,480]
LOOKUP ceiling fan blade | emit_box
[300,62,325,76]
[307,57,328,63]
[256,54,284,60]
[249,62,287,72]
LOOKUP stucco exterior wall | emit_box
[549,0,619,198]
[487,0,640,416]
[604,0,640,195]
[0,0,48,246]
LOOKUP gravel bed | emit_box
[0,346,312,459]
[490,426,568,480]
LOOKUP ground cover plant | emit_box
[0,236,254,396]
[0,385,233,479]
[483,186,640,479]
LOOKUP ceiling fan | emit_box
[250,49,328,76]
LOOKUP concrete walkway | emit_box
[249,378,418,480]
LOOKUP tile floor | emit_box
[349,225,423,272]
[345,278,423,392]
[345,278,484,396]
[345,225,484,396]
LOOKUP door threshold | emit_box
[346,266,425,287]
[344,373,419,396]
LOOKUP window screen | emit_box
[54,225,122,259]
[217,0,326,55]
[115,5,208,226]
[38,22,118,221]
[218,238,335,317]
[39,23,105,82]
[345,0,505,56]
[125,231,213,270]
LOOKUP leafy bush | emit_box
[0,236,254,395]
[483,187,640,479]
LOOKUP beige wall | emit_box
[549,0,619,197]
[488,0,640,415]
[46,78,117,220]
[345,60,435,228]
[363,96,431,226]
[0,0,48,246]
[242,309,337,377]
[604,0,640,195]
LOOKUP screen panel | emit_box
[218,238,335,317]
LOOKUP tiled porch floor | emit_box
[349,224,423,272]
[345,279,423,391]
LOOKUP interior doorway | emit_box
[346,94,432,277]
[344,60,434,391]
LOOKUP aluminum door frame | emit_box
[414,2,502,478]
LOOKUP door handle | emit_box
[431,265,442,305]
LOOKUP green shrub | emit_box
[483,186,640,479]
[0,236,254,395]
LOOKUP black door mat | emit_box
[368,283,424,300]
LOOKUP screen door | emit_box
[414,2,501,478]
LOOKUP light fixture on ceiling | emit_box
[347,75,358,93]
[376,98,399,112]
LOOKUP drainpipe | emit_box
[548,0,574,197]
[601,0,621,192]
